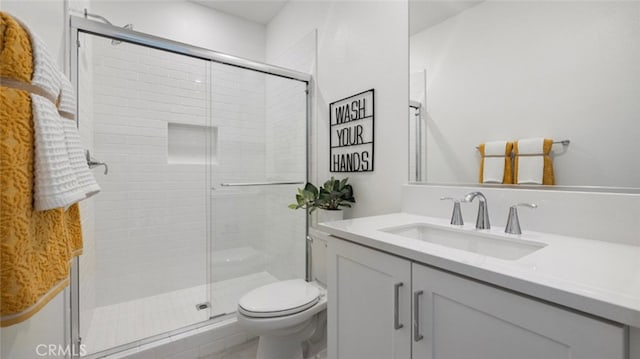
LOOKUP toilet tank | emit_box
[309,228,331,286]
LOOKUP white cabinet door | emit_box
[412,263,626,359]
[327,237,411,359]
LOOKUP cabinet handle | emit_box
[394,282,404,330]
[413,290,424,342]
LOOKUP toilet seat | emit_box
[238,279,321,318]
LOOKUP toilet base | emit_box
[255,315,317,359]
[256,335,303,359]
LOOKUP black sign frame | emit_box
[329,89,375,173]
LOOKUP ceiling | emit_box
[191,0,481,34]
[410,0,483,35]
[191,0,288,25]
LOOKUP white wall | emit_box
[90,0,266,61]
[410,1,640,187]
[266,0,409,219]
[1,1,68,358]
[1,0,66,69]
[0,295,67,359]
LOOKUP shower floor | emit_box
[83,271,278,355]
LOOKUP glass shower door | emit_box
[207,62,308,317]
[76,32,212,355]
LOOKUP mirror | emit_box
[409,1,640,190]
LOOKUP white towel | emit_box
[482,141,508,184]
[28,31,60,101]
[32,95,86,210]
[516,138,545,185]
[58,77,76,119]
[24,25,100,210]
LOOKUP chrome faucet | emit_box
[440,197,464,225]
[505,203,537,235]
[463,192,490,230]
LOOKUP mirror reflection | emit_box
[409,1,640,189]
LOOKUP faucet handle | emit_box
[505,203,537,235]
[440,197,464,226]
[512,203,538,209]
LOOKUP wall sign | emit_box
[329,89,374,172]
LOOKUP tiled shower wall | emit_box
[90,38,209,306]
[86,32,310,309]
[89,37,266,307]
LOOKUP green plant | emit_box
[288,177,355,212]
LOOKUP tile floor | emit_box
[203,339,258,359]
[84,272,278,355]
[203,339,328,359]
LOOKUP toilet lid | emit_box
[238,279,320,318]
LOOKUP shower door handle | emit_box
[216,181,304,188]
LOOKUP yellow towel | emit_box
[478,142,514,184]
[1,12,83,327]
[513,138,555,185]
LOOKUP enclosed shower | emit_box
[70,16,309,357]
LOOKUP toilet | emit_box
[236,279,327,359]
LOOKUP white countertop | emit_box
[318,212,640,327]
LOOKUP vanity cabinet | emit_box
[328,237,627,359]
[327,236,412,359]
[412,263,626,359]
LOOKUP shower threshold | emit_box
[82,271,278,356]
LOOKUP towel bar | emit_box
[216,181,304,188]
[482,153,562,157]
[475,139,570,151]
[514,153,555,157]
[482,154,513,158]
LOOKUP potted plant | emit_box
[288,177,356,223]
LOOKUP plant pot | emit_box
[316,209,344,224]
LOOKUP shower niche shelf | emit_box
[167,122,218,165]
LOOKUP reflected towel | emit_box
[514,138,555,185]
[479,141,513,184]
[0,12,83,327]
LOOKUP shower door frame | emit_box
[69,15,312,358]
[409,100,423,182]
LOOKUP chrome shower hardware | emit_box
[83,9,133,45]
[85,150,108,175]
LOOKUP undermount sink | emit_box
[380,223,546,260]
